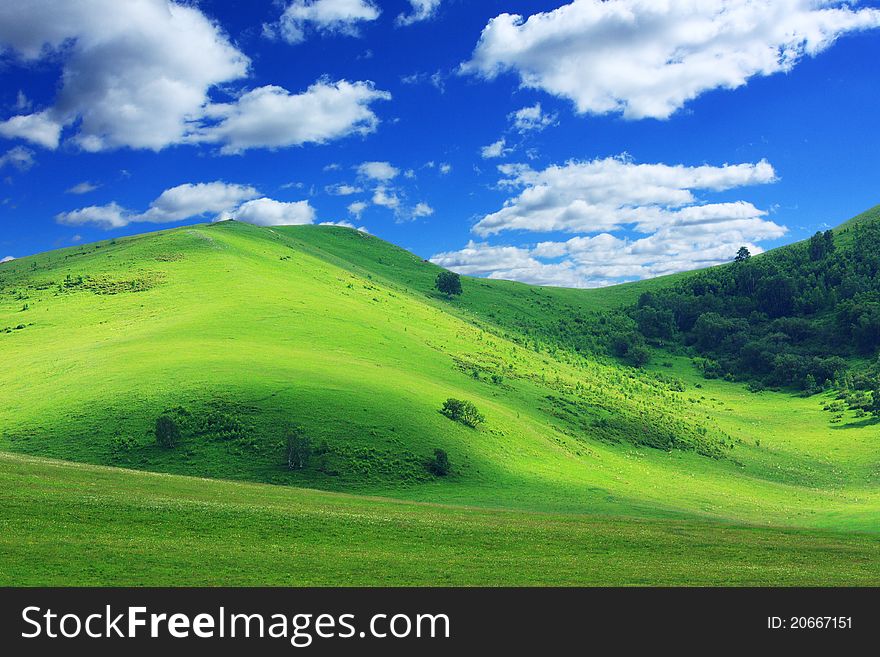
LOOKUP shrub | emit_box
[440,398,485,428]
[426,449,450,476]
[110,434,138,454]
[155,415,180,448]
[435,271,462,297]
[285,426,311,470]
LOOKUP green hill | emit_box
[1,215,878,585]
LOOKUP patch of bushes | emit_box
[440,398,485,428]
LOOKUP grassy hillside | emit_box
[1,216,878,585]
[2,452,877,586]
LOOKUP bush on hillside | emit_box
[440,398,485,428]
[426,449,450,476]
[155,415,180,449]
[285,426,311,470]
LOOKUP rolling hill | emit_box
[1,214,878,585]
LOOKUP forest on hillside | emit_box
[605,221,880,403]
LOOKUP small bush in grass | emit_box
[285,426,311,470]
[110,434,138,454]
[440,398,485,428]
[155,415,180,448]
[427,449,450,476]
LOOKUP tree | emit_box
[870,384,880,418]
[440,398,485,428]
[427,449,450,476]
[435,271,462,297]
[735,246,751,263]
[285,426,311,470]
[155,415,180,448]
[803,374,818,396]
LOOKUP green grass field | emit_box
[1,220,877,585]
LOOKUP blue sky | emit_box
[2,0,880,287]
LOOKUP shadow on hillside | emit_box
[831,417,880,430]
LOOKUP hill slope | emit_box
[2,452,876,586]
[1,216,879,585]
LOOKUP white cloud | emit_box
[0,111,62,149]
[320,220,368,232]
[357,161,399,181]
[1,256,17,264]
[0,0,248,150]
[56,202,130,229]
[463,0,880,119]
[481,138,512,159]
[475,156,778,236]
[267,0,380,44]
[326,183,364,195]
[222,197,316,226]
[397,0,442,26]
[138,182,259,223]
[196,82,390,154]
[412,202,434,218]
[439,163,452,175]
[348,201,368,218]
[509,103,557,133]
[54,181,339,231]
[66,181,100,195]
[0,146,35,171]
[372,186,401,209]
[0,2,388,154]
[432,154,785,288]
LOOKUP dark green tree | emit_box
[870,384,880,417]
[155,415,180,449]
[285,426,311,470]
[427,449,450,476]
[734,246,751,263]
[435,271,463,297]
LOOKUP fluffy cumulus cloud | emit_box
[56,181,316,229]
[432,155,785,288]
[139,183,259,223]
[509,103,557,133]
[357,161,399,181]
[463,0,880,119]
[0,0,248,151]
[0,1,389,153]
[194,81,391,154]
[267,0,381,44]
[412,202,434,218]
[372,186,401,210]
[475,156,778,236]
[397,0,442,26]
[347,201,368,218]
[481,138,512,159]
[55,202,131,230]
[220,198,316,226]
